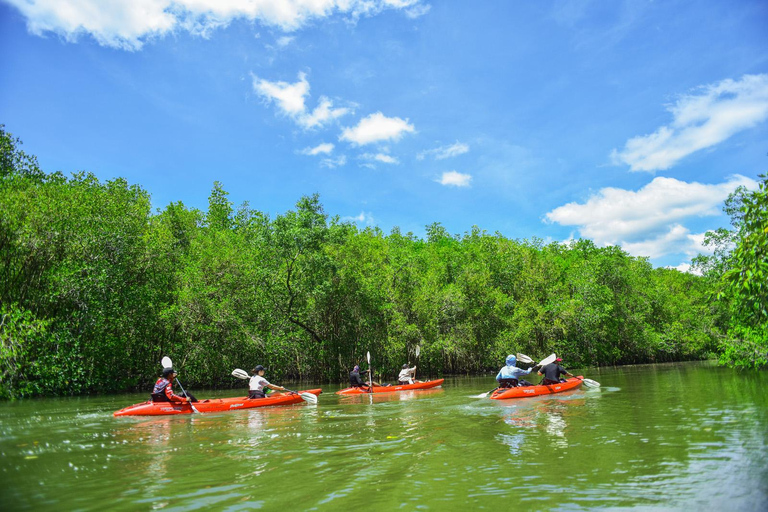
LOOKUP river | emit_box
[1,361,766,511]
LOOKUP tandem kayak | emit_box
[336,379,444,395]
[113,389,322,416]
[489,377,583,400]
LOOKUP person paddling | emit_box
[538,358,574,385]
[495,355,534,388]
[249,365,288,399]
[151,367,197,403]
[349,365,381,389]
[398,364,420,385]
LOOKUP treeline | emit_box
[0,125,758,398]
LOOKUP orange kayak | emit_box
[113,389,322,416]
[489,377,583,400]
[336,379,444,395]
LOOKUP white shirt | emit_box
[398,367,415,383]
[249,375,270,392]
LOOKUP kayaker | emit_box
[538,358,574,385]
[495,355,534,388]
[151,368,197,403]
[349,365,381,389]
[249,365,288,399]
[398,364,420,385]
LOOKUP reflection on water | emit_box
[1,363,766,510]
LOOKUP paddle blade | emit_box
[231,369,250,380]
[516,353,534,364]
[161,356,172,368]
[300,393,318,404]
[415,345,421,358]
[581,378,601,388]
[537,353,556,367]
[366,351,371,364]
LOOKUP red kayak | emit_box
[336,379,444,395]
[113,389,322,416]
[489,377,583,400]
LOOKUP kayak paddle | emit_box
[231,368,318,404]
[515,353,535,365]
[578,376,601,388]
[414,344,420,381]
[366,351,373,393]
[536,353,556,368]
[162,356,200,414]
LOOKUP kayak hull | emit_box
[336,379,444,395]
[489,377,583,400]
[113,389,322,416]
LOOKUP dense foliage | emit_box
[692,175,768,369]
[0,126,739,398]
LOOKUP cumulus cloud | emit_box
[340,112,415,145]
[417,141,469,160]
[4,0,429,50]
[612,74,768,172]
[253,72,351,129]
[300,143,334,156]
[437,171,472,187]
[544,175,757,259]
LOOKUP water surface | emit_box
[1,362,766,510]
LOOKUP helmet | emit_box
[505,355,516,366]
[252,365,265,374]
[162,367,176,378]
[402,364,409,369]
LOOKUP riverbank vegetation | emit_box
[1,126,765,398]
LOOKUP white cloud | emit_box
[437,171,472,187]
[361,153,399,164]
[253,72,309,116]
[320,155,347,168]
[253,72,351,129]
[544,175,758,259]
[417,141,469,160]
[301,143,334,156]
[342,211,375,225]
[4,0,429,50]
[300,97,352,129]
[340,112,415,145]
[405,3,431,18]
[276,35,295,47]
[612,74,768,172]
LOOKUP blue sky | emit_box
[1,0,767,270]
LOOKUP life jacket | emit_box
[151,378,174,402]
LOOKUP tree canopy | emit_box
[1,125,761,398]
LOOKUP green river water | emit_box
[1,362,766,511]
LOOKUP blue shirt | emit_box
[496,365,532,381]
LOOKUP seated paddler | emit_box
[495,355,534,388]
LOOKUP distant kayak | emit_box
[113,389,322,416]
[336,379,444,395]
[489,377,583,400]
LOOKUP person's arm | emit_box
[495,369,503,381]
[267,383,287,391]
[165,382,188,403]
